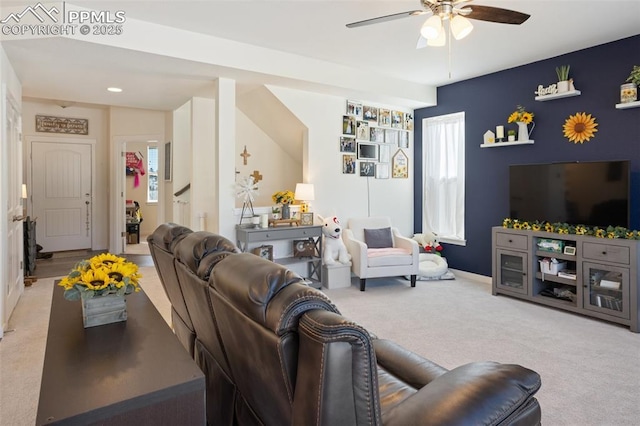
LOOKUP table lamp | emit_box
[295,183,315,213]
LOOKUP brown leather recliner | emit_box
[150,225,542,425]
[173,231,241,426]
[146,223,194,355]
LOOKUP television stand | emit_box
[491,226,640,332]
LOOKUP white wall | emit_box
[235,109,302,208]
[268,86,415,236]
[171,100,192,227]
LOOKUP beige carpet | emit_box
[2,250,639,425]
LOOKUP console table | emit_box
[236,225,323,288]
[36,286,205,425]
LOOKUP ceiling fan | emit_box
[346,0,530,47]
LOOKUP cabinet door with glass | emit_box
[582,262,629,319]
[496,249,529,295]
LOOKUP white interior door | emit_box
[31,141,92,252]
[2,87,23,331]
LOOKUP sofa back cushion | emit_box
[210,253,338,424]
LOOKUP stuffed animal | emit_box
[318,215,351,265]
[413,231,443,256]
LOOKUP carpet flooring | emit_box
[2,250,639,425]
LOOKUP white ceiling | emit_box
[2,0,639,110]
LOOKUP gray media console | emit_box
[491,226,640,332]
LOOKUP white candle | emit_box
[496,125,504,139]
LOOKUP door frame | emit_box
[26,137,96,251]
[111,134,163,254]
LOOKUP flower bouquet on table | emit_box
[58,253,141,301]
[271,190,295,205]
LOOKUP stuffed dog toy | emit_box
[318,215,351,265]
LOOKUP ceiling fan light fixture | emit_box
[450,15,473,40]
[420,15,442,40]
[426,27,446,47]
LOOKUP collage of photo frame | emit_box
[341,100,412,179]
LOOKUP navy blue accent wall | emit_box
[414,35,640,277]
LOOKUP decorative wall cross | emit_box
[240,145,251,165]
[250,170,263,183]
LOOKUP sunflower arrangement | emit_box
[507,105,534,124]
[502,218,640,240]
[271,190,295,205]
[58,253,141,301]
[563,112,598,144]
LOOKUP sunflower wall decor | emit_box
[563,112,598,144]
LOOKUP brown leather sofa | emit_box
[149,224,542,425]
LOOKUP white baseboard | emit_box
[449,268,492,285]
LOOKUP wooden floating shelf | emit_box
[481,140,534,148]
[615,100,640,109]
[535,90,581,101]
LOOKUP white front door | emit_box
[2,87,23,332]
[31,141,93,252]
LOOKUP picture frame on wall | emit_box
[378,144,390,163]
[376,163,390,179]
[343,115,356,135]
[340,136,356,153]
[378,108,391,127]
[363,105,378,122]
[342,154,356,174]
[357,142,378,160]
[399,131,409,148]
[404,112,414,131]
[346,100,363,118]
[384,129,399,145]
[370,127,385,143]
[391,111,404,129]
[392,149,409,178]
[356,121,370,140]
[360,161,375,177]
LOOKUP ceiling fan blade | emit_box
[346,10,425,28]
[462,5,530,25]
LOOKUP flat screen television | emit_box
[509,160,629,228]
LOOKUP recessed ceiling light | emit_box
[107,87,122,93]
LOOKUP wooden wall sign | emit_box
[36,115,89,135]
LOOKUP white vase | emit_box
[557,80,570,93]
[516,122,535,142]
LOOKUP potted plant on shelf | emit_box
[621,65,639,103]
[507,129,516,142]
[556,65,570,93]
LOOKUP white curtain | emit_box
[422,112,465,241]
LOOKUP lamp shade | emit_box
[420,15,442,40]
[295,183,315,201]
[450,15,473,40]
[427,27,446,46]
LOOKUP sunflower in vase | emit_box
[508,105,534,124]
[58,253,141,301]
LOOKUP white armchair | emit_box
[343,217,419,291]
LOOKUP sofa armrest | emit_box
[374,339,448,389]
[343,228,368,275]
[382,361,541,426]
